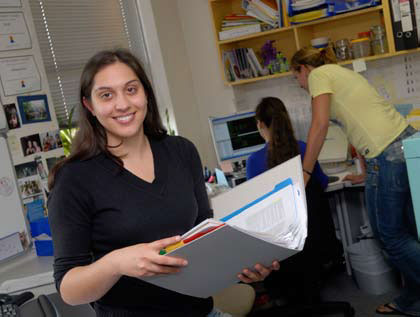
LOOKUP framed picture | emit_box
[17,94,51,124]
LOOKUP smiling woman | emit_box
[46,49,279,317]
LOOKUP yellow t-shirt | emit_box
[308,64,408,158]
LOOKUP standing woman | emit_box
[291,47,419,316]
[47,49,278,317]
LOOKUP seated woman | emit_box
[246,97,342,306]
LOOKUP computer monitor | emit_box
[209,111,266,165]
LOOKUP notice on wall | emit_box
[0,55,41,96]
[0,0,21,7]
[0,12,32,51]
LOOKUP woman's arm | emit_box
[59,236,188,305]
[343,150,366,184]
[303,93,331,185]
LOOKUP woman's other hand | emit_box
[237,261,280,283]
[111,236,188,278]
[343,173,366,185]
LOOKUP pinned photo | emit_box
[18,178,42,199]
[20,133,42,156]
[17,94,51,124]
[3,103,21,129]
[34,156,47,180]
[40,129,63,152]
[14,161,37,179]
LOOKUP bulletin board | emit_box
[0,135,29,262]
[0,0,64,262]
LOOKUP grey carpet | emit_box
[321,270,401,317]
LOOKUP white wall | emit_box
[140,0,236,169]
[175,0,237,169]
[149,0,202,151]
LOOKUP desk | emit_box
[326,167,368,276]
[0,248,55,296]
[0,247,95,316]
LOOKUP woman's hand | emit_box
[343,173,365,185]
[237,261,280,283]
[111,236,188,278]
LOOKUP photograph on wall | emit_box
[0,56,41,96]
[20,133,42,157]
[18,178,42,200]
[0,0,22,7]
[0,12,32,51]
[17,94,51,124]
[14,161,37,179]
[3,103,20,129]
[22,193,44,207]
[40,129,63,152]
[34,156,47,180]
[46,155,65,172]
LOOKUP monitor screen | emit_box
[209,111,266,162]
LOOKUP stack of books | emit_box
[242,0,281,28]
[218,14,263,41]
[287,0,332,24]
[218,1,290,41]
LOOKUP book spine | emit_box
[246,49,259,77]
[248,48,264,74]
[282,0,290,26]
[218,24,261,41]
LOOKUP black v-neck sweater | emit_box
[48,136,213,316]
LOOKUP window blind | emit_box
[29,0,131,126]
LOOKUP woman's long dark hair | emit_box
[255,97,299,169]
[48,49,167,189]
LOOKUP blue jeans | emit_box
[365,126,420,314]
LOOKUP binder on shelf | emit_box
[414,0,420,44]
[389,0,418,50]
[400,0,419,48]
[141,156,307,298]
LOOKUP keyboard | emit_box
[0,304,20,316]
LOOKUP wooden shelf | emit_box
[294,5,383,29]
[338,52,394,66]
[217,6,383,45]
[226,48,420,86]
[218,26,294,45]
[209,0,419,86]
[227,71,292,86]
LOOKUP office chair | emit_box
[249,178,355,317]
[248,258,355,317]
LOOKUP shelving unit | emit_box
[209,0,412,86]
